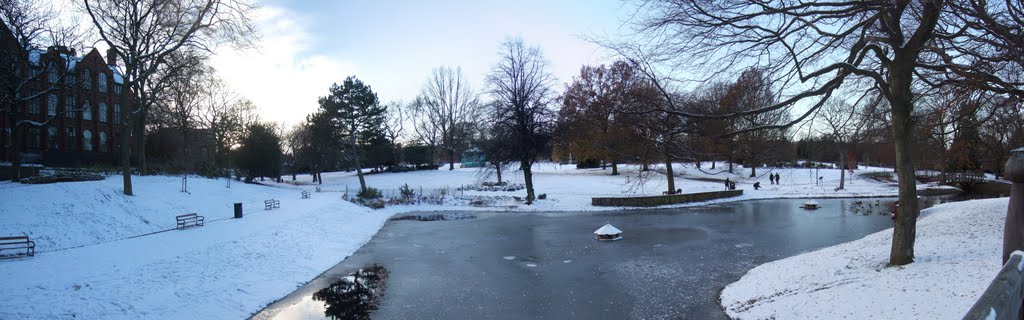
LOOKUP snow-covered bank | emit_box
[720,197,1008,319]
[0,177,393,319]
[269,162,926,212]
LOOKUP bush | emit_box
[399,184,415,198]
[358,187,382,199]
[576,159,601,169]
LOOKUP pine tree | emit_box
[318,76,387,194]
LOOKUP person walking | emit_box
[725,178,731,190]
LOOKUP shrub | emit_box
[399,184,415,198]
[358,187,382,199]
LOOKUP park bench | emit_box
[302,191,310,199]
[0,235,35,257]
[176,213,205,230]
[265,199,281,210]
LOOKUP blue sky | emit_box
[212,0,635,126]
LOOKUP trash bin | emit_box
[234,202,243,219]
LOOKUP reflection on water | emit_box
[266,264,389,320]
[312,264,389,320]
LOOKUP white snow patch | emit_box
[503,256,516,260]
[720,198,1008,319]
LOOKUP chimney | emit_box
[106,47,117,66]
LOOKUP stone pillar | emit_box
[1003,147,1024,264]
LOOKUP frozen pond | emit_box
[253,195,984,319]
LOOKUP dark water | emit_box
[253,194,998,320]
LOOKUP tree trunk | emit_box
[448,148,455,170]
[136,109,147,175]
[839,151,846,190]
[728,156,734,173]
[889,65,920,266]
[696,160,701,169]
[749,161,757,178]
[120,120,134,195]
[642,162,650,171]
[496,164,503,184]
[522,159,535,204]
[711,161,716,169]
[664,144,675,194]
[611,159,619,175]
[9,123,22,182]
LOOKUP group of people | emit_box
[725,173,783,191]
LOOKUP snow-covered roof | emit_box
[804,200,819,206]
[594,223,622,235]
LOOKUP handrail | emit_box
[963,252,1024,320]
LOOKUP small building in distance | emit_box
[460,147,486,168]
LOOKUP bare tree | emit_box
[413,66,480,170]
[82,0,257,195]
[485,38,557,204]
[626,0,1024,265]
[151,51,209,162]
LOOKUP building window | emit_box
[98,73,108,93]
[47,94,57,116]
[99,131,108,152]
[30,67,40,79]
[83,102,93,120]
[47,63,58,83]
[82,71,91,89]
[83,130,93,151]
[98,103,108,122]
[47,127,58,150]
[28,90,41,114]
[65,127,76,151]
[28,127,41,148]
[114,84,122,95]
[65,96,76,119]
[113,104,121,124]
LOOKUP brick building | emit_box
[1,20,133,166]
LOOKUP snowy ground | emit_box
[269,161,939,212]
[720,197,1009,319]
[0,161,953,319]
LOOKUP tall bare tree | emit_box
[413,66,480,170]
[627,0,1024,265]
[485,38,556,204]
[82,0,256,195]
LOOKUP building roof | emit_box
[594,223,622,235]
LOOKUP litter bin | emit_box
[234,202,243,219]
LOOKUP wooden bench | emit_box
[302,191,311,199]
[0,235,35,257]
[264,199,281,210]
[176,213,205,230]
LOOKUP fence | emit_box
[963,252,1024,320]
[965,147,1024,319]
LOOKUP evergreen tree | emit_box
[236,122,283,183]
[317,76,387,194]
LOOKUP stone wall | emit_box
[592,190,743,207]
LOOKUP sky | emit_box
[210,0,637,127]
